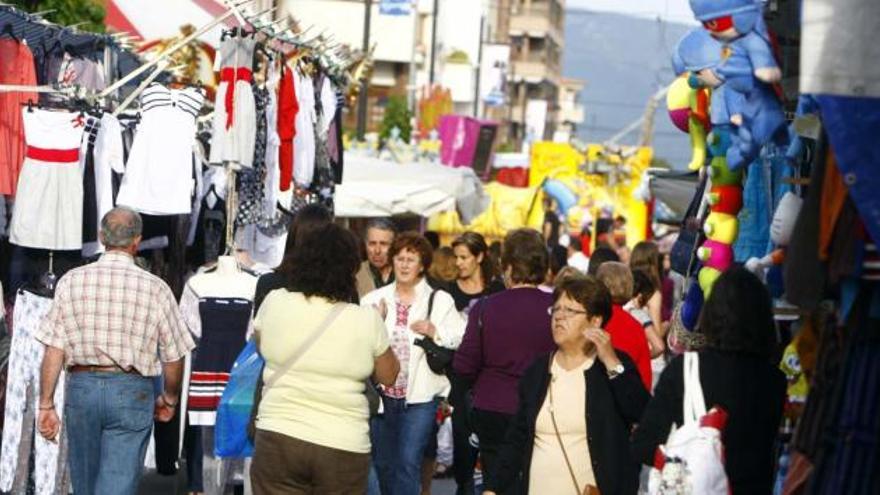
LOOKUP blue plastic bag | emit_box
[214,338,263,458]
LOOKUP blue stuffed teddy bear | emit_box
[674,28,745,130]
[689,0,788,171]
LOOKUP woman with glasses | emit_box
[453,228,557,493]
[361,232,465,495]
[483,277,650,495]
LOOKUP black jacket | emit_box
[630,350,786,494]
[487,352,650,495]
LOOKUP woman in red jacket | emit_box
[596,262,653,390]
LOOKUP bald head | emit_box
[100,207,143,250]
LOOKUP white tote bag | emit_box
[648,352,730,495]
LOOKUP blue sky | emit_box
[567,0,698,24]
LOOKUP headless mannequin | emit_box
[179,256,257,495]
[187,255,257,300]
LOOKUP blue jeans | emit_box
[371,396,439,495]
[64,372,155,495]
[367,461,381,495]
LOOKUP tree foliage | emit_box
[8,0,105,33]
[380,95,413,143]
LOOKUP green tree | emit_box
[9,0,105,33]
[380,95,413,143]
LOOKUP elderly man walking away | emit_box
[34,207,196,495]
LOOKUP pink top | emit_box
[385,302,412,399]
[0,40,37,196]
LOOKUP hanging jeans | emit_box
[734,158,771,262]
[0,290,69,495]
[64,372,154,495]
[371,396,439,495]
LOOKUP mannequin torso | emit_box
[187,255,257,300]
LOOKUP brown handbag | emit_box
[547,353,601,495]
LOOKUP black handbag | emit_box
[670,171,709,277]
[416,290,456,375]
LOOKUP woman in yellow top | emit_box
[251,224,399,494]
[484,277,649,495]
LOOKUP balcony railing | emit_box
[509,2,564,43]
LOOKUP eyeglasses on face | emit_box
[548,305,588,319]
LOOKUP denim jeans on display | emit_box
[64,372,154,495]
[371,396,439,495]
[734,159,772,262]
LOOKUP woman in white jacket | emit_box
[361,231,465,495]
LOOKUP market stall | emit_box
[659,0,880,492]
[0,2,370,492]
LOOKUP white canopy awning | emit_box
[337,155,489,222]
[106,0,236,46]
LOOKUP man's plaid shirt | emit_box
[35,251,195,376]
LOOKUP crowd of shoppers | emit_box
[32,203,786,495]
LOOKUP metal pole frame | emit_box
[356,0,373,141]
[428,0,439,85]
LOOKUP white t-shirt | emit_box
[568,251,591,274]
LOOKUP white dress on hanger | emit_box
[292,71,316,188]
[9,108,86,251]
[210,38,257,168]
[116,83,204,215]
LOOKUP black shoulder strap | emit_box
[477,296,487,363]
[427,290,437,321]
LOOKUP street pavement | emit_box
[138,469,459,494]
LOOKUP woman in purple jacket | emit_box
[453,228,556,493]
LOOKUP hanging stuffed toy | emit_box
[667,76,710,171]
[689,0,788,171]
[697,139,744,298]
[744,190,802,276]
[670,27,745,300]
[669,29,722,171]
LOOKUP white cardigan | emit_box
[361,278,465,404]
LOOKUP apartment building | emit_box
[279,0,580,144]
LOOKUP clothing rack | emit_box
[0,4,139,77]
[97,0,260,99]
[112,60,187,116]
[0,84,75,94]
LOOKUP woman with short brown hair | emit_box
[453,228,556,492]
[361,231,465,495]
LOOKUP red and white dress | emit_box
[9,108,85,250]
[209,38,256,168]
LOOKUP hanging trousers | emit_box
[0,290,69,494]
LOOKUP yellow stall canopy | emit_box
[429,181,545,243]
[430,142,653,247]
